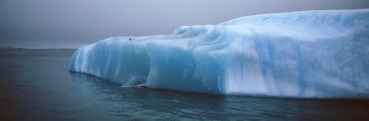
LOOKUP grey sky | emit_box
[1,0,368,48]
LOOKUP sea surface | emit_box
[0,49,368,121]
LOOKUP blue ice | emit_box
[69,9,369,98]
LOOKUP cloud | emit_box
[0,0,368,48]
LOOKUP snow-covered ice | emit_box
[69,9,369,98]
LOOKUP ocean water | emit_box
[0,49,368,121]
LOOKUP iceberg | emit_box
[69,9,369,98]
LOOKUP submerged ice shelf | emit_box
[69,9,369,98]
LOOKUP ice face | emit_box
[69,9,369,98]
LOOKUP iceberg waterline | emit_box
[69,9,369,98]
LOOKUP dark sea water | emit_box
[0,49,369,121]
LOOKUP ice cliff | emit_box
[69,9,369,98]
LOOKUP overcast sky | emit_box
[1,0,368,48]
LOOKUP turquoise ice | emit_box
[69,9,369,98]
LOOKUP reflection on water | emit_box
[71,72,369,121]
[1,49,369,121]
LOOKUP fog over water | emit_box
[0,0,368,48]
